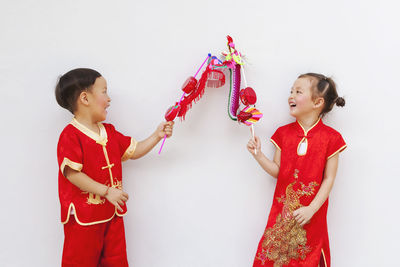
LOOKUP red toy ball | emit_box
[240,87,257,106]
[182,76,197,94]
[165,104,181,122]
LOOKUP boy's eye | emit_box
[297,90,302,94]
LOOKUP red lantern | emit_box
[240,87,257,106]
[182,76,197,94]
[164,103,181,122]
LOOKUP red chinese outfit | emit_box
[57,118,137,266]
[253,119,346,267]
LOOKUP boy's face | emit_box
[87,76,111,122]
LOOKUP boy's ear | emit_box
[314,97,324,109]
[79,91,90,106]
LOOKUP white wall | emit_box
[1,0,399,266]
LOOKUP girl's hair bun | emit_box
[335,97,345,107]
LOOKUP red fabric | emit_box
[57,123,132,224]
[253,119,346,267]
[62,216,128,267]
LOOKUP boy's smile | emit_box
[88,76,111,122]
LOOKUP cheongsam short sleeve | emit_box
[326,131,347,160]
[270,127,283,151]
[57,131,83,175]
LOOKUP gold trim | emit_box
[297,137,308,156]
[60,157,83,174]
[321,248,327,267]
[116,210,128,217]
[121,138,138,161]
[101,145,115,186]
[270,138,281,151]
[70,118,107,144]
[327,144,347,159]
[62,202,117,226]
[296,118,320,157]
[296,118,321,135]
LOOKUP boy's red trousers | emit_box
[62,216,129,267]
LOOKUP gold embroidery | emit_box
[256,170,319,266]
[85,192,106,205]
[112,179,123,190]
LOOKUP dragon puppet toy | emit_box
[159,36,263,154]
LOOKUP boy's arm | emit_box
[130,121,174,159]
[293,153,339,226]
[247,136,280,178]
[64,167,128,212]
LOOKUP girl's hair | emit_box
[298,73,345,117]
[55,68,102,114]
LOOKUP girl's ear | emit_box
[314,97,324,109]
[79,91,90,106]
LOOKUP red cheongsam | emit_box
[57,118,137,225]
[253,119,346,267]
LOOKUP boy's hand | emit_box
[293,206,316,226]
[105,187,129,212]
[156,121,174,139]
[247,136,261,156]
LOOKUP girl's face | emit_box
[88,77,111,122]
[288,77,316,118]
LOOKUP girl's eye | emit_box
[297,90,302,94]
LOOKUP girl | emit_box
[55,68,174,266]
[248,73,346,267]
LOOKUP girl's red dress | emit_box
[253,119,346,267]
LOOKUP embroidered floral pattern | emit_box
[256,170,319,266]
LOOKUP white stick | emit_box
[241,65,248,87]
[251,124,257,155]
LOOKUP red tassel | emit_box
[206,70,225,88]
[177,68,210,120]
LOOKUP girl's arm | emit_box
[64,167,129,212]
[247,136,280,178]
[293,153,339,226]
[130,121,174,159]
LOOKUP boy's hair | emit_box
[55,68,102,114]
[298,73,345,117]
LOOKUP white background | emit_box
[1,0,399,266]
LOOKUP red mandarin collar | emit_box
[294,118,323,139]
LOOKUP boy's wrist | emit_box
[103,186,110,197]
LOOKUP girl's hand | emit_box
[104,187,129,212]
[247,136,261,156]
[156,121,174,139]
[293,206,316,226]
